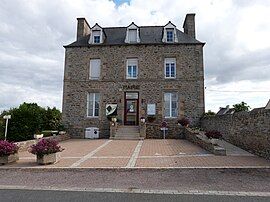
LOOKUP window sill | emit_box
[164,77,176,79]
[164,117,177,119]
[126,77,138,79]
[86,116,99,119]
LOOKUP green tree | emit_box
[0,103,62,142]
[233,101,250,112]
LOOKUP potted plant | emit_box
[0,140,19,165]
[205,130,222,145]
[177,117,190,128]
[29,138,64,165]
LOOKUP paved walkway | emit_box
[1,139,270,168]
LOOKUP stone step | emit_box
[115,132,140,136]
[112,137,141,140]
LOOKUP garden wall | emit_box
[17,134,70,152]
[201,108,270,159]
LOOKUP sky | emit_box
[0,0,270,113]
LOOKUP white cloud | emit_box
[0,0,270,113]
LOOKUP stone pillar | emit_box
[109,121,117,139]
[139,122,146,138]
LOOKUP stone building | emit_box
[62,14,205,139]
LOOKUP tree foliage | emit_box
[0,103,62,142]
[204,110,216,116]
[233,101,250,112]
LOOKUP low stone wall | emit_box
[184,128,226,155]
[201,109,270,159]
[146,123,185,139]
[17,134,70,152]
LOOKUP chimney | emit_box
[183,13,196,38]
[76,18,90,41]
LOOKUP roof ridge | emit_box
[103,25,164,29]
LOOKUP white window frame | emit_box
[166,29,174,42]
[93,35,100,43]
[164,92,178,118]
[89,59,101,80]
[126,58,138,79]
[164,58,176,78]
[87,93,100,117]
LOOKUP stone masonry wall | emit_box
[201,109,270,159]
[62,44,204,138]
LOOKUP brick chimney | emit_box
[183,13,196,38]
[76,18,90,41]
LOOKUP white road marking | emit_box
[126,140,143,168]
[0,185,270,196]
[70,140,112,168]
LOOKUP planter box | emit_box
[37,153,60,165]
[0,153,19,165]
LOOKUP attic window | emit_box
[88,24,104,44]
[166,29,174,42]
[125,22,140,43]
[162,22,178,43]
[93,30,101,44]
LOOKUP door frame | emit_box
[124,92,139,125]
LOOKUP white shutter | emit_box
[129,29,137,42]
[90,59,100,80]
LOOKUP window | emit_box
[93,30,101,44]
[89,59,100,80]
[128,29,137,43]
[164,58,176,78]
[126,58,138,79]
[87,93,100,117]
[164,92,178,118]
[94,36,100,43]
[166,29,174,42]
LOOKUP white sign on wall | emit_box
[147,104,156,115]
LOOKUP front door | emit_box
[124,92,139,125]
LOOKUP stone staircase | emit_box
[112,125,141,140]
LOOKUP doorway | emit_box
[124,92,139,125]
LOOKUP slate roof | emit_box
[65,26,204,47]
[217,107,235,115]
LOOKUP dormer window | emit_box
[166,29,174,42]
[89,23,104,44]
[125,22,140,43]
[162,21,178,43]
[93,31,101,43]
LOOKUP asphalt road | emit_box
[0,189,269,202]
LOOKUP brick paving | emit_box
[1,139,269,168]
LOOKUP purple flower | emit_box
[0,140,19,156]
[28,138,64,157]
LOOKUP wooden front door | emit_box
[124,92,139,125]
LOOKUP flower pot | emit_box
[34,134,44,139]
[37,153,59,165]
[0,153,19,165]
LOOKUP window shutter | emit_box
[90,59,100,79]
[129,29,137,42]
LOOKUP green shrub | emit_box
[0,103,62,142]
